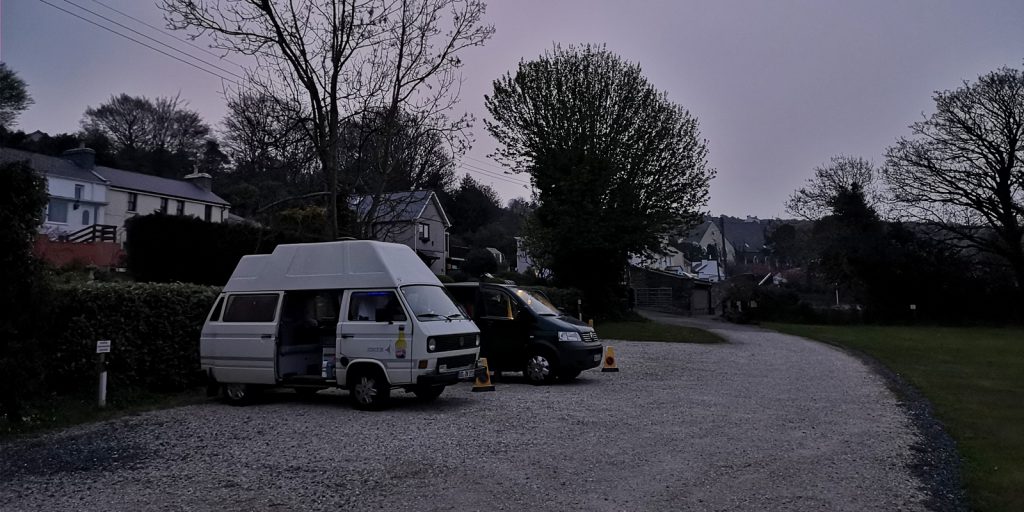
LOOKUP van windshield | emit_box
[513,288,561,316]
[401,285,466,321]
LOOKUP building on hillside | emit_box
[685,219,736,264]
[100,166,229,241]
[692,259,724,282]
[350,190,450,274]
[0,146,231,244]
[0,147,109,238]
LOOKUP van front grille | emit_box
[430,334,477,352]
[437,354,477,371]
[582,331,599,343]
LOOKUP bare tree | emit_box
[161,0,493,238]
[884,67,1024,293]
[785,155,884,220]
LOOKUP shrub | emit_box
[41,282,220,394]
[125,213,323,285]
[0,159,50,422]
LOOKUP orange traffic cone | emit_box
[601,346,619,372]
[472,357,496,392]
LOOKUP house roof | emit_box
[349,190,451,227]
[0,147,106,184]
[0,147,229,206]
[720,216,768,252]
[97,166,229,206]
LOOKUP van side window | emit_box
[481,289,517,319]
[223,294,280,322]
[208,296,225,322]
[348,291,407,322]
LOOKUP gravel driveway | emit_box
[1,314,931,511]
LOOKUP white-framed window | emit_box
[74,184,84,200]
[418,222,430,241]
[204,204,212,221]
[127,193,138,212]
[159,197,169,213]
[82,209,91,225]
[176,200,185,215]
[47,199,69,223]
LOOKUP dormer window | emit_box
[418,222,430,241]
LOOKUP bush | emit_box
[0,159,50,422]
[125,213,324,285]
[40,282,220,394]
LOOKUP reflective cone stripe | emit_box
[472,357,496,392]
[601,345,619,372]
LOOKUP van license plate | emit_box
[458,369,474,379]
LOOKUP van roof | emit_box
[223,240,441,292]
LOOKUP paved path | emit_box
[0,313,930,511]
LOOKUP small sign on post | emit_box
[96,340,111,407]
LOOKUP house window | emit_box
[204,204,212,221]
[160,197,168,213]
[418,222,430,241]
[82,209,91,226]
[74,184,84,200]
[127,193,138,212]
[47,199,69,223]
[176,200,185,216]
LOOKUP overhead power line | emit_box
[36,0,242,87]
[89,0,247,71]
[60,0,247,81]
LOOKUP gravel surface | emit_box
[1,314,931,511]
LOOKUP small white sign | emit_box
[96,340,112,354]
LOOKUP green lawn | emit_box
[596,320,724,344]
[769,323,1024,512]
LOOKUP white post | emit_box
[98,353,107,408]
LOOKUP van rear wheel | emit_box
[412,384,446,402]
[349,368,390,410]
[222,383,254,405]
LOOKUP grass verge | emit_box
[768,323,1024,512]
[596,320,724,343]
[1,388,208,441]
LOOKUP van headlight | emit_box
[428,338,436,351]
[558,331,581,342]
[475,335,480,346]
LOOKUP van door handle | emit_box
[261,334,273,339]
[341,334,354,339]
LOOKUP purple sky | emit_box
[3,0,1023,218]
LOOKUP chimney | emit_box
[184,172,213,191]
[62,145,96,169]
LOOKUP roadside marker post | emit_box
[96,340,111,408]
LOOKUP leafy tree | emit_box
[0,160,50,422]
[443,174,502,236]
[0,63,33,129]
[81,93,211,178]
[786,155,885,220]
[885,67,1024,299]
[161,0,494,238]
[485,44,714,315]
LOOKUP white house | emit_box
[0,147,109,238]
[1,146,230,242]
[349,190,450,274]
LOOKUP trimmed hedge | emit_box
[41,282,220,394]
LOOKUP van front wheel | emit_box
[349,369,390,410]
[524,351,557,385]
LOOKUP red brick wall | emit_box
[33,235,124,268]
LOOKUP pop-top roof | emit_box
[223,240,441,292]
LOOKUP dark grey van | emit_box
[445,283,603,384]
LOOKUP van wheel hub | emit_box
[354,376,378,405]
[525,355,552,382]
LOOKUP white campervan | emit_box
[200,240,481,409]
